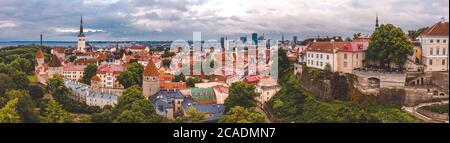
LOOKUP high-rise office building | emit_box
[252,33,258,45]
[293,36,298,45]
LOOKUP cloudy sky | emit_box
[0,0,448,41]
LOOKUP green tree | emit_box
[183,106,206,123]
[117,71,137,88]
[219,106,267,123]
[353,33,362,40]
[224,82,258,112]
[408,27,429,39]
[9,57,33,74]
[28,84,44,100]
[44,98,72,123]
[0,98,21,123]
[366,24,413,69]
[173,73,186,82]
[46,75,67,97]
[11,71,29,89]
[278,48,291,79]
[0,73,16,96]
[69,56,77,62]
[5,90,40,123]
[0,63,18,75]
[91,106,114,123]
[162,59,172,68]
[114,110,147,123]
[324,63,332,74]
[81,64,98,85]
[186,77,202,87]
[117,63,143,88]
[112,86,163,123]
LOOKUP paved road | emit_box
[402,100,449,123]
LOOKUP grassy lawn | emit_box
[420,104,449,114]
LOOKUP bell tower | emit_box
[77,15,86,53]
[142,59,160,98]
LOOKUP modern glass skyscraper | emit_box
[252,33,258,45]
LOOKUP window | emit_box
[356,54,359,59]
[442,59,446,65]
[437,48,440,55]
[320,62,323,67]
[429,59,433,65]
[444,40,447,43]
[444,48,447,56]
[316,61,319,66]
[344,54,348,59]
[320,54,323,59]
[326,55,329,60]
[316,54,319,58]
[430,40,433,43]
[430,48,433,55]
[344,62,348,68]
[437,40,440,43]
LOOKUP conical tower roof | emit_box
[144,59,159,76]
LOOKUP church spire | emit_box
[79,15,85,37]
[375,13,379,28]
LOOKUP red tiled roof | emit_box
[160,82,188,90]
[144,59,159,76]
[213,85,229,94]
[74,58,99,65]
[307,42,343,53]
[97,53,108,61]
[244,75,261,83]
[97,64,127,74]
[337,42,360,52]
[36,48,44,59]
[48,55,63,67]
[52,47,65,53]
[421,21,449,36]
[63,64,86,71]
[91,75,101,81]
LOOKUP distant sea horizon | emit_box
[0,41,174,49]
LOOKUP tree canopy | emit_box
[366,24,414,69]
[0,98,21,123]
[219,106,267,123]
[111,85,164,123]
[43,98,73,123]
[81,64,98,85]
[117,62,144,88]
[224,82,258,112]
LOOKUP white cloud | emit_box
[0,20,20,28]
[55,28,106,33]
[0,0,448,41]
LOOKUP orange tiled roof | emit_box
[48,55,63,67]
[36,48,44,59]
[307,42,347,53]
[91,75,101,81]
[52,47,65,53]
[421,21,449,36]
[144,58,159,76]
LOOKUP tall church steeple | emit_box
[78,15,85,37]
[375,14,379,28]
[77,15,86,52]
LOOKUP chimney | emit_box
[441,17,446,23]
